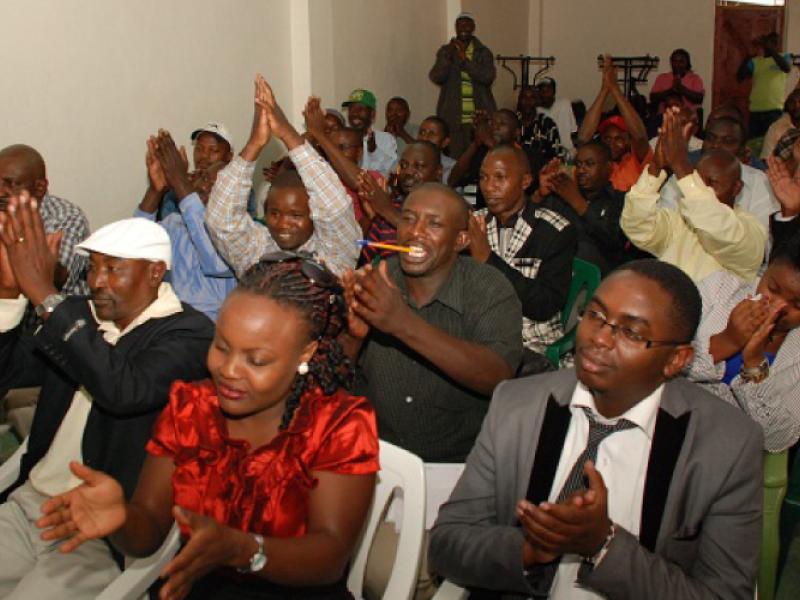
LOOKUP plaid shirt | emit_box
[205,142,360,277]
[476,202,576,353]
[40,194,90,296]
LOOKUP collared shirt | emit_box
[135,192,235,322]
[549,381,662,599]
[205,142,360,277]
[40,194,90,296]
[354,256,522,463]
[360,130,398,177]
[659,162,779,233]
[622,169,767,282]
[688,270,800,452]
[475,205,575,353]
[26,283,183,496]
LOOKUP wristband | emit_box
[740,358,769,384]
[584,522,616,566]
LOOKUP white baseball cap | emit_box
[76,218,172,269]
[191,122,234,150]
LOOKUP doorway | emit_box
[712,1,786,126]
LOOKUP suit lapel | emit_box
[639,407,691,552]
[525,395,572,504]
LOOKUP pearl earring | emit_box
[298,362,309,375]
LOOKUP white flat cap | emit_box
[76,218,172,269]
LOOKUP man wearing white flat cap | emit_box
[0,198,213,599]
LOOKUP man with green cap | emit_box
[342,88,397,178]
[429,12,497,159]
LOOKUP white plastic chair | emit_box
[432,579,468,600]
[96,522,181,600]
[347,440,426,600]
[0,436,28,493]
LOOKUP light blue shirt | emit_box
[135,193,236,321]
[360,130,398,177]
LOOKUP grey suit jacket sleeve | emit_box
[429,380,536,595]
[577,420,763,600]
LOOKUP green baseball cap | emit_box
[342,89,377,110]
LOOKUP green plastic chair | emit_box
[761,450,789,600]
[778,451,800,581]
[544,258,602,368]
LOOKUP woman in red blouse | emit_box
[37,255,380,600]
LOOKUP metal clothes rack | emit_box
[495,55,556,90]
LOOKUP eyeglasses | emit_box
[577,308,690,349]
[260,251,343,340]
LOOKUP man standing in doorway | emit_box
[429,12,497,159]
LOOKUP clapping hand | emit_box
[350,261,409,337]
[158,507,243,600]
[516,461,612,563]
[37,462,126,553]
[767,155,800,217]
[660,107,693,179]
[467,213,491,262]
[342,268,370,340]
[473,110,494,148]
[537,158,561,197]
[0,192,62,307]
[154,130,193,200]
[303,96,328,143]
[146,136,168,194]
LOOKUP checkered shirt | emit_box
[205,142,360,277]
[40,194,90,296]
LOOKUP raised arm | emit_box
[304,96,362,191]
[577,63,611,145]
[205,75,274,277]
[602,56,650,161]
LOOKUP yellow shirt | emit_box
[621,170,766,282]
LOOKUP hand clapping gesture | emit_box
[37,462,127,553]
[767,155,800,217]
[0,192,63,307]
[467,213,491,262]
[348,261,409,337]
[516,461,613,566]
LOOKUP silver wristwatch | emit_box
[34,293,66,318]
[238,533,267,573]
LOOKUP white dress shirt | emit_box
[360,130,398,177]
[548,382,663,599]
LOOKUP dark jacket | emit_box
[429,36,497,129]
[0,296,213,503]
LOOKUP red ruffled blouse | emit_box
[146,380,380,538]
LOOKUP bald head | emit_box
[0,144,48,201]
[696,149,742,207]
[408,182,470,229]
[486,144,531,175]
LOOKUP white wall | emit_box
[528,0,716,116]
[0,0,293,229]
[462,0,531,110]
[309,0,447,130]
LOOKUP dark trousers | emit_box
[749,109,783,139]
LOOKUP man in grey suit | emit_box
[430,259,762,599]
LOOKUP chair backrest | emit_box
[561,258,602,331]
[760,450,789,600]
[0,437,28,494]
[347,440,426,600]
[96,522,181,600]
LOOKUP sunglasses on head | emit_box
[260,251,342,292]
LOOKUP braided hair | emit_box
[238,258,353,430]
